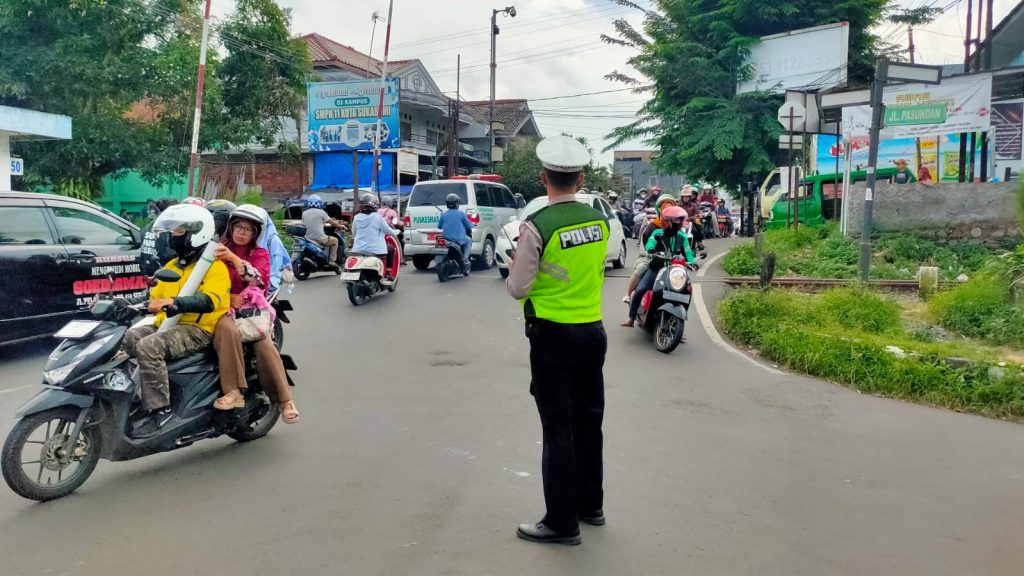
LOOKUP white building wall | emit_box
[0,133,11,191]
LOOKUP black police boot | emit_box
[579,510,606,527]
[516,521,581,545]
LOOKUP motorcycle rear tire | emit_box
[654,311,683,354]
[2,406,101,502]
[294,261,312,281]
[347,281,370,306]
[437,259,451,283]
[228,400,280,443]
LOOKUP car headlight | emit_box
[669,266,688,291]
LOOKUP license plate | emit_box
[340,272,361,281]
[54,320,101,340]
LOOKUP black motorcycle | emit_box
[0,269,296,502]
[434,236,469,282]
[287,224,346,280]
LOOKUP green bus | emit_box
[759,167,899,229]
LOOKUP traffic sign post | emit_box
[858,59,942,281]
[778,101,806,229]
[883,103,947,127]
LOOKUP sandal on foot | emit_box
[620,320,635,328]
[280,401,300,424]
[214,390,245,410]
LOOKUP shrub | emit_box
[818,288,901,333]
[929,277,1024,345]
[722,243,761,276]
[719,287,1024,420]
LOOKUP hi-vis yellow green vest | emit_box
[523,201,609,324]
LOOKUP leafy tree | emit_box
[602,0,889,189]
[0,0,310,198]
[496,138,546,200]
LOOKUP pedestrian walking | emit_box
[505,135,610,546]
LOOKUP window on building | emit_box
[426,129,442,147]
[648,176,659,187]
[401,122,412,144]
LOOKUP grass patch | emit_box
[719,287,1024,420]
[722,223,1002,281]
[929,274,1024,346]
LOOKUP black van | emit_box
[0,192,145,345]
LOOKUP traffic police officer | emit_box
[506,135,609,546]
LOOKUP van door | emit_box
[0,199,70,342]
[46,200,148,310]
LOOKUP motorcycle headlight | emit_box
[43,334,116,386]
[669,266,688,291]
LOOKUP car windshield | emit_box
[410,183,467,207]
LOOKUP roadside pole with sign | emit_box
[778,101,806,229]
[858,59,942,281]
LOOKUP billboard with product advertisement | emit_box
[843,74,993,140]
[815,133,984,184]
[307,78,401,152]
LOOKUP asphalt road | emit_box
[0,248,1022,576]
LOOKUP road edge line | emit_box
[692,245,782,375]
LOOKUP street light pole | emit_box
[858,58,888,281]
[489,6,515,172]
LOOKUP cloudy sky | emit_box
[232,0,1017,166]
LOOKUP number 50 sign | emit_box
[10,158,23,176]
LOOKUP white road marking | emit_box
[692,250,783,375]
[0,385,34,396]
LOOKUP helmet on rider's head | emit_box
[382,196,395,208]
[655,194,677,214]
[702,183,713,191]
[680,186,694,198]
[205,199,237,237]
[153,204,216,262]
[360,194,378,213]
[305,194,324,210]
[608,192,619,200]
[226,204,266,245]
[662,205,686,223]
[180,196,207,207]
[651,186,663,194]
[637,188,649,196]
[445,193,460,209]
[717,198,726,205]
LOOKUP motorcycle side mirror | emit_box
[153,269,182,283]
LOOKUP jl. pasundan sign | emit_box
[307,79,401,152]
[844,74,992,139]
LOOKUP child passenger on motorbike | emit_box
[622,206,694,328]
[211,205,299,424]
[122,204,232,437]
[623,194,678,304]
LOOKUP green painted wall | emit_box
[97,171,194,216]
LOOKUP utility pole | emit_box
[371,0,395,202]
[959,0,973,183]
[186,0,213,198]
[489,6,516,172]
[909,25,922,178]
[859,59,888,281]
[447,55,461,178]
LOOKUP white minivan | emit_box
[402,176,519,271]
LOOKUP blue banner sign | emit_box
[307,79,401,152]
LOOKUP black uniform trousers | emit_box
[527,319,607,532]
